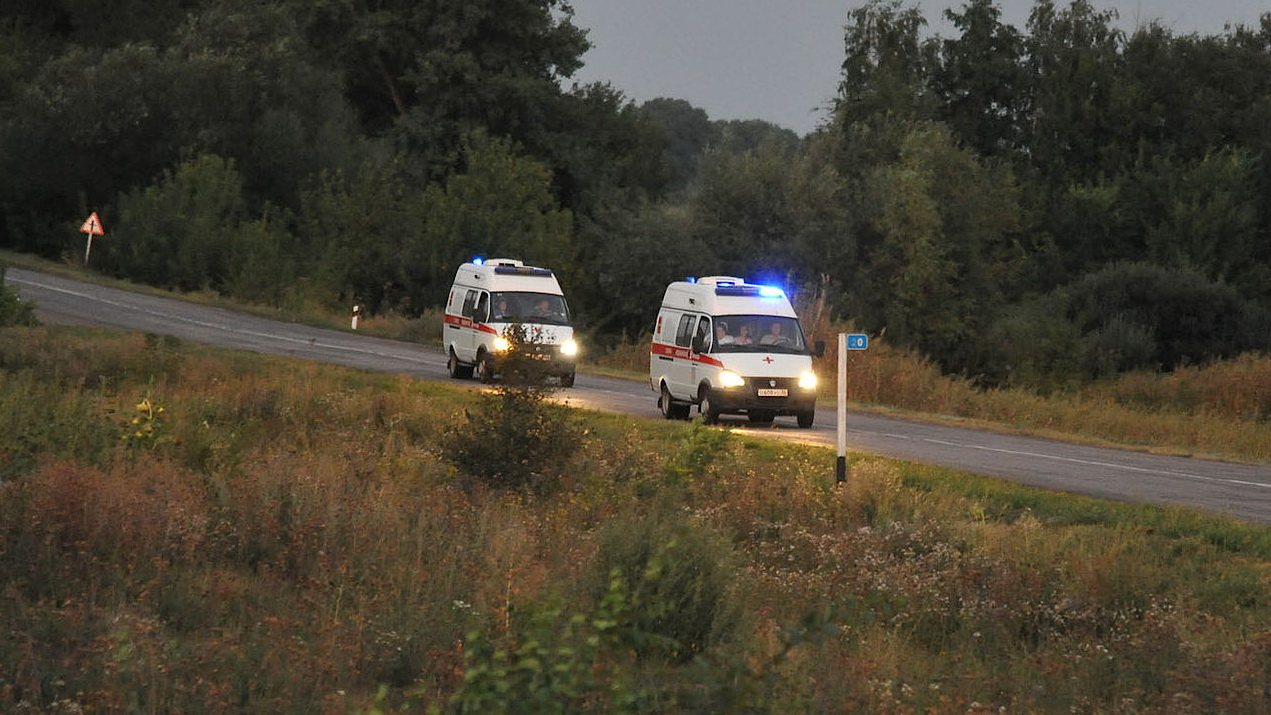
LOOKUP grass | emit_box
[2,326,1270,713]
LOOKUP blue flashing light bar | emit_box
[713,283,787,298]
[686,277,697,284]
[472,256,485,265]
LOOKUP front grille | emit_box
[748,377,794,398]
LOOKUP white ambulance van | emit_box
[650,276,822,427]
[443,258,578,386]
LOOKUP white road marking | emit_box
[918,437,1271,489]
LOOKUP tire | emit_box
[797,410,815,429]
[747,410,775,424]
[660,385,690,420]
[447,349,473,379]
[560,372,575,388]
[699,388,720,425]
[475,352,496,384]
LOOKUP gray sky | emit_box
[568,0,1269,135]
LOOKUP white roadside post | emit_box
[351,304,361,330]
[837,333,847,482]
[837,332,869,483]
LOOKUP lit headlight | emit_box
[560,338,578,357]
[492,336,511,352]
[718,370,746,388]
[798,371,818,390]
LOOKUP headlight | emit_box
[798,371,818,390]
[718,370,746,388]
[560,338,578,357]
[492,336,511,352]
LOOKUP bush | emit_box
[442,327,581,491]
[592,504,740,663]
[1067,262,1269,371]
[0,263,37,328]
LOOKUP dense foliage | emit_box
[3,0,1270,387]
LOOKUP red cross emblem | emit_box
[763,356,774,364]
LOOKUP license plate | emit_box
[757,388,788,397]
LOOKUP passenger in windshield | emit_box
[736,324,754,345]
[714,321,736,347]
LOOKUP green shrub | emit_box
[593,504,740,663]
[442,326,581,491]
[0,263,37,328]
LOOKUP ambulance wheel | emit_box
[699,389,720,425]
[560,372,575,388]
[797,410,815,429]
[448,349,473,379]
[475,352,496,384]
[747,410,775,424]
[660,385,690,420]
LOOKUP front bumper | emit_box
[709,377,816,414]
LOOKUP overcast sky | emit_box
[568,0,1269,135]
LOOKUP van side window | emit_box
[461,290,478,318]
[475,293,489,322]
[695,317,710,349]
[674,314,696,348]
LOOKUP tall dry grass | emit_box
[3,326,1270,714]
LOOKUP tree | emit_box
[1066,262,1271,373]
[935,0,1027,158]
[1020,0,1125,188]
[297,157,423,313]
[690,138,801,279]
[832,0,939,173]
[297,0,587,156]
[401,131,575,312]
[858,123,1024,375]
[109,154,250,292]
[639,98,714,194]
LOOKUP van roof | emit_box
[454,258,563,293]
[661,277,797,318]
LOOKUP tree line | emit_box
[2,0,1269,390]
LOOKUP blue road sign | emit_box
[847,333,869,350]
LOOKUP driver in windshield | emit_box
[759,321,789,346]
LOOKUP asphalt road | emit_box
[8,266,1271,524]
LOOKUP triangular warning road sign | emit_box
[80,212,104,236]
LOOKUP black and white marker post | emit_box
[836,333,847,482]
[836,332,869,483]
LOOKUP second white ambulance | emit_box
[650,276,821,427]
[443,258,578,386]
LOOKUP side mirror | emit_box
[813,340,826,358]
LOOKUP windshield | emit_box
[490,292,570,326]
[710,315,808,354]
